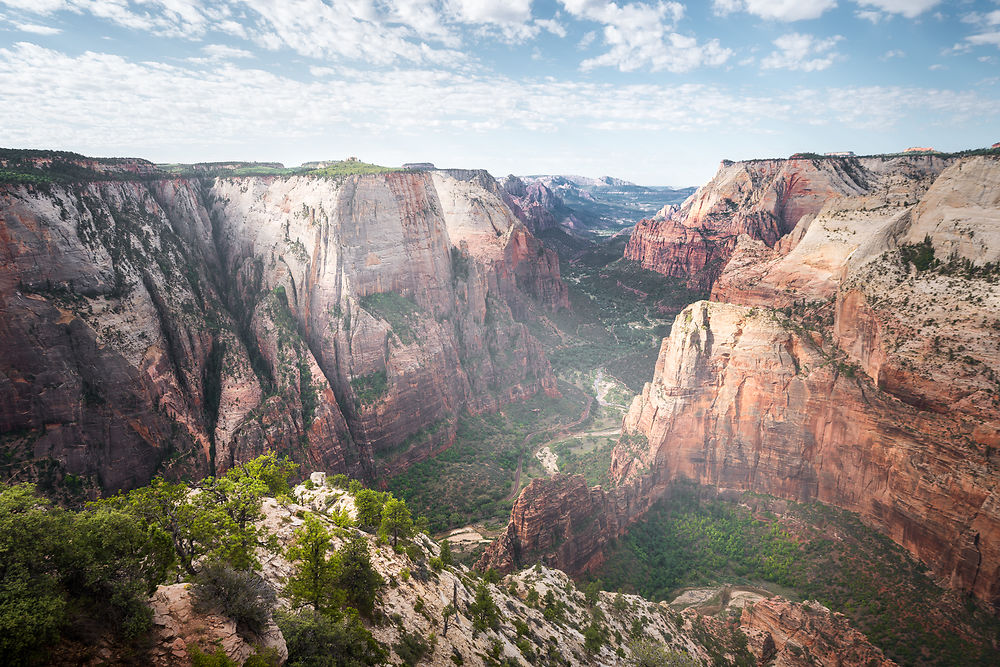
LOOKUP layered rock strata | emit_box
[477,473,662,574]
[626,154,954,290]
[0,160,566,492]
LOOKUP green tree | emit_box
[68,505,173,637]
[628,640,700,667]
[285,513,342,613]
[0,484,69,665]
[583,621,605,654]
[584,580,602,606]
[439,539,454,566]
[354,489,384,532]
[277,608,387,667]
[106,477,219,576]
[336,534,384,618]
[199,453,295,569]
[468,581,499,632]
[378,497,413,548]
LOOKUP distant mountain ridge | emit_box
[513,173,696,233]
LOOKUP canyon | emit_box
[486,152,1000,616]
[0,152,566,494]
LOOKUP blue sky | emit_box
[0,1,998,185]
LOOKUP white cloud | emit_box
[1,42,994,155]
[968,31,1000,48]
[855,10,883,23]
[853,1,939,19]
[928,63,946,70]
[12,22,61,34]
[713,0,837,22]
[962,10,1000,27]
[761,32,843,71]
[0,0,536,64]
[560,0,731,72]
[881,49,904,59]
[200,43,254,60]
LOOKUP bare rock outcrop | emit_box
[148,584,286,666]
[477,473,662,575]
[740,598,896,667]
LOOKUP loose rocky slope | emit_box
[136,474,893,667]
[0,153,567,493]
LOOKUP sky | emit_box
[0,1,998,185]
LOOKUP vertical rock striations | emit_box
[0,159,567,493]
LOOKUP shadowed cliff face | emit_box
[0,169,566,493]
[487,154,1000,610]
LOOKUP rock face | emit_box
[740,598,896,667]
[620,155,1000,610]
[622,301,1000,610]
[477,473,662,575]
[500,175,582,235]
[488,153,1000,612]
[148,584,287,666]
[0,160,566,492]
[625,155,954,290]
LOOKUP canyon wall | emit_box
[489,153,1000,610]
[0,158,566,493]
[625,154,954,290]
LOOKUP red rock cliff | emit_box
[0,165,567,493]
[625,155,953,290]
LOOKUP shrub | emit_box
[394,628,432,666]
[193,562,276,632]
[189,645,239,667]
[277,608,387,667]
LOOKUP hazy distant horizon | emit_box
[1,0,998,185]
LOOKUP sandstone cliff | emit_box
[620,300,999,610]
[488,153,1000,613]
[626,154,954,290]
[478,473,663,575]
[501,175,583,235]
[0,159,566,493]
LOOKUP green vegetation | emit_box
[306,160,402,177]
[552,436,616,487]
[351,370,389,405]
[468,581,500,633]
[596,485,1000,666]
[0,453,296,665]
[277,608,387,667]
[192,562,276,632]
[359,291,422,344]
[387,388,589,533]
[900,235,938,272]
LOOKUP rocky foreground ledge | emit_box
[127,472,893,666]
